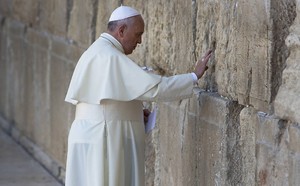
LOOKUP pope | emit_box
[64,5,212,186]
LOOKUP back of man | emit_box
[65,5,212,186]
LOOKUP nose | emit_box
[137,36,142,44]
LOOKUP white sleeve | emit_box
[191,72,198,84]
[137,73,195,102]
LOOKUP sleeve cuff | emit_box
[191,73,198,84]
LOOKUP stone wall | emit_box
[0,0,300,185]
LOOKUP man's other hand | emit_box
[143,109,151,125]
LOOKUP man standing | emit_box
[65,5,212,186]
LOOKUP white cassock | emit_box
[64,33,195,186]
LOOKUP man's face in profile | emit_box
[121,16,144,55]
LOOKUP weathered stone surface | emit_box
[0,16,8,118]
[67,0,97,48]
[197,93,243,186]
[31,46,51,149]
[256,125,290,186]
[239,107,257,185]
[196,0,226,92]
[153,100,197,186]
[5,33,26,128]
[23,43,35,139]
[39,0,68,37]
[49,55,75,165]
[51,36,85,64]
[289,123,300,154]
[275,0,300,123]
[289,154,300,185]
[196,0,296,113]
[127,0,195,75]
[0,0,12,17]
[95,0,119,38]
[256,113,281,147]
[240,108,299,185]
[26,28,50,50]
[11,0,39,26]
[234,0,271,112]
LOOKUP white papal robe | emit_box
[65,33,195,186]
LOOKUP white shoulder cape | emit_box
[65,33,161,105]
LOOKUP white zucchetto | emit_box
[109,6,140,22]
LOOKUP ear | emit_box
[118,24,127,38]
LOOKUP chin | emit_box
[126,50,134,55]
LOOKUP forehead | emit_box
[131,16,144,31]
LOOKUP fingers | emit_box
[204,49,213,57]
[193,50,213,79]
[143,109,151,116]
[201,50,213,65]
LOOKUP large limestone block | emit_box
[194,0,295,113]
[239,107,258,185]
[236,0,296,112]
[0,0,11,17]
[288,123,300,154]
[95,0,119,38]
[6,22,28,131]
[196,0,231,92]
[68,0,97,48]
[31,47,51,150]
[49,55,75,165]
[256,113,281,148]
[128,0,194,75]
[289,153,300,185]
[248,110,293,185]
[154,0,194,75]
[275,1,300,123]
[0,19,14,121]
[26,28,50,50]
[39,0,68,37]
[24,28,51,141]
[23,44,35,139]
[197,93,243,186]
[0,17,8,116]
[51,36,85,64]
[11,0,39,26]
[255,121,290,185]
[152,100,197,186]
[235,0,271,112]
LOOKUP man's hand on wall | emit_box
[194,50,213,79]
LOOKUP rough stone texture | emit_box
[0,0,12,17]
[1,1,300,186]
[256,118,290,185]
[240,107,257,185]
[49,54,75,165]
[95,0,120,38]
[157,100,197,186]
[197,93,244,186]
[235,0,271,112]
[39,0,68,37]
[240,108,300,186]
[123,0,195,74]
[67,0,97,48]
[274,0,300,123]
[11,0,39,27]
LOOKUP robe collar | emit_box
[100,33,125,53]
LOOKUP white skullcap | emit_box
[109,6,140,22]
